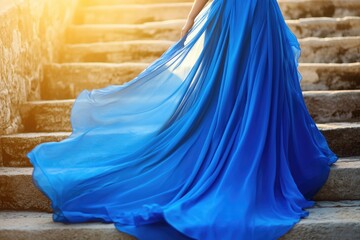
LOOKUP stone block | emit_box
[0,0,79,135]
[42,63,148,99]
[299,36,360,63]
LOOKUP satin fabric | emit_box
[27,0,338,239]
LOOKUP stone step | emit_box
[302,90,360,123]
[66,17,360,44]
[1,123,359,167]
[77,1,360,25]
[84,0,193,5]
[0,132,71,167]
[0,211,134,240]
[282,201,360,239]
[2,201,358,240]
[61,40,173,63]
[299,63,360,91]
[317,122,360,157]
[287,16,360,38]
[41,62,360,100]
[21,100,74,133]
[0,159,359,211]
[315,158,360,201]
[279,0,360,20]
[20,90,360,132]
[78,3,192,25]
[299,36,360,63]
[61,37,360,64]
[66,20,186,43]
[42,63,148,100]
[0,168,51,212]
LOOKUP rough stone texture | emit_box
[61,40,173,63]
[42,63,149,99]
[303,90,360,123]
[66,17,360,44]
[299,36,360,63]
[281,201,360,240]
[288,16,360,38]
[2,123,359,167]
[0,132,71,167]
[0,138,3,167]
[0,168,51,212]
[84,0,193,5]
[77,1,360,25]
[0,202,359,240]
[48,62,360,98]
[0,211,135,240]
[318,122,360,157]
[1,0,359,238]
[299,63,360,91]
[66,20,186,43]
[0,160,358,211]
[61,37,360,64]
[20,100,74,132]
[41,63,360,100]
[278,0,360,19]
[315,158,360,201]
[0,0,79,135]
[19,91,360,132]
[79,3,192,25]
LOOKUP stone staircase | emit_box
[1,0,360,239]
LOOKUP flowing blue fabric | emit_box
[27,0,338,239]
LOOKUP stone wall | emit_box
[0,0,79,135]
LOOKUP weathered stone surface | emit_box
[0,168,51,212]
[85,0,193,5]
[0,205,358,240]
[61,40,173,63]
[1,160,358,211]
[303,90,360,123]
[0,0,79,135]
[315,158,360,201]
[61,37,360,64]
[20,91,360,132]
[314,200,360,208]
[299,63,360,91]
[66,17,360,44]
[1,0,359,238]
[317,122,360,157]
[66,20,186,43]
[299,36,360,63]
[288,16,360,38]
[42,63,149,99]
[21,100,74,132]
[2,122,359,167]
[0,138,3,167]
[41,63,360,100]
[278,0,360,20]
[78,1,360,25]
[0,133,70,167]
[79,3,192,25]
[281,200,360,240]
[0,211,135,240]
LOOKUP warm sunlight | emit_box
[0,0,359,239]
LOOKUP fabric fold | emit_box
[27,0,338,239]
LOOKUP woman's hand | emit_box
[180,0,208,39]
[181,18,195,38]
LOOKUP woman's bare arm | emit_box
[181,0,209,38]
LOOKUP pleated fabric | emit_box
[27,0,338,239]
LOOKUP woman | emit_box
[27,0,338,239]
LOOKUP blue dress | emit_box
[27,0,338,239]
